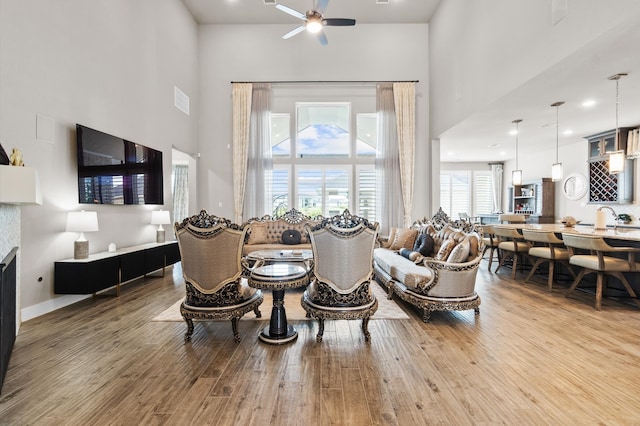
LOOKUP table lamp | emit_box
[66,210,99,259]
[151,210,171,243]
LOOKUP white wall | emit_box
[0,0,199,320]
[197,23,430,219]
[503,138,640,226]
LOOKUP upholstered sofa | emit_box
[373,208,483,322]
[243,208,322,255]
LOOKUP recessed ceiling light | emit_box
[499,151,506,156]
[509,130,518,136]
[488,143,501,147]
[447,151,454,156]
[563,129,573,135]
[582,99,597,107]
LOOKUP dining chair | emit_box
[493,225,529,279]
[561,233,640,311]
[521,228,574,291]
[498,214,527,224]
[481,225,500,271]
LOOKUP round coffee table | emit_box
[249,263,309,344]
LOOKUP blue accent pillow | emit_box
[413,233,435,257]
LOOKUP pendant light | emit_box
[608,73,627,174]
[551,101,564,181]
[512,119,523,185]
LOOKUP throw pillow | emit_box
[281,229,302,245]
[413,233,435,257]
[389,228,418,251]
[435,238,456,261]
[247,222,269,245]
[447,237,471,263]
[398,248,424,264]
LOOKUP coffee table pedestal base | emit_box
[258,325,298,344]
[258,288,298,345]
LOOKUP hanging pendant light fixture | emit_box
[551,101,564,181]
[512,119,523,185]
[608,73,627,174]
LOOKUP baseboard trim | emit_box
[21,294,90,322]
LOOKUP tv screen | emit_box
[76,124,163,205]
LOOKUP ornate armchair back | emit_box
[307,210,379,294]
[175,210,248,294]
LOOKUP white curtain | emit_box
[490,162,504,213]
[375,83,404,236]
[243,83,272,220]
[393,82,416,227]
[232,83,252,224]
[172,164,189,224]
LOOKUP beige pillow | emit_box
[389,228,418,251]
[247,222,268,245]
[435,238,456,261]
[447,237,470,263]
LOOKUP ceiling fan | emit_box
[276,0,356,45]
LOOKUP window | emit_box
[440,170,493,219]
[297,104,350,158]
[269,102,377,219]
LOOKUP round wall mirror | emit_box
[562,173,587,200]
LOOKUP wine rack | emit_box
[586,129,634,204]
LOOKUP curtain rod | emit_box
[230,80,419,84]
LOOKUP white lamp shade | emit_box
[512,169,523,186]
[151,210,171,225]
[609,151,625,174]
[551,163,563,181]
[66,211,99,233]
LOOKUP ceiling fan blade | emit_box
[316,30,328,46]
[282,25,306,39]
[323,18,356,26]
[275,4,306,20]
[315,0,330,14]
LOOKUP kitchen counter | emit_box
[488,223,640,243]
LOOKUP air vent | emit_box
[376,0,390,4]
[264,0,276,4]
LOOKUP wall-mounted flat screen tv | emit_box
[76,124,163,205]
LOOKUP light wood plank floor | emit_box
[2,261,640,425]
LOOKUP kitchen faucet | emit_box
[597,206,618,229]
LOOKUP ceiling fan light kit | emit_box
[276,0,356,45]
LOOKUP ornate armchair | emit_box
[174,210,264,342]
[302,210,379,342]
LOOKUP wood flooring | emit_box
[1,261,640,425]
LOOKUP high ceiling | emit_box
[181,0,441,25]
[181,1,640,163]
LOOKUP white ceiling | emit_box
[181,0,441,25]
[440,21,640,163]
[181,0,640,163]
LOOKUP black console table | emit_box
[55,241,180,296]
